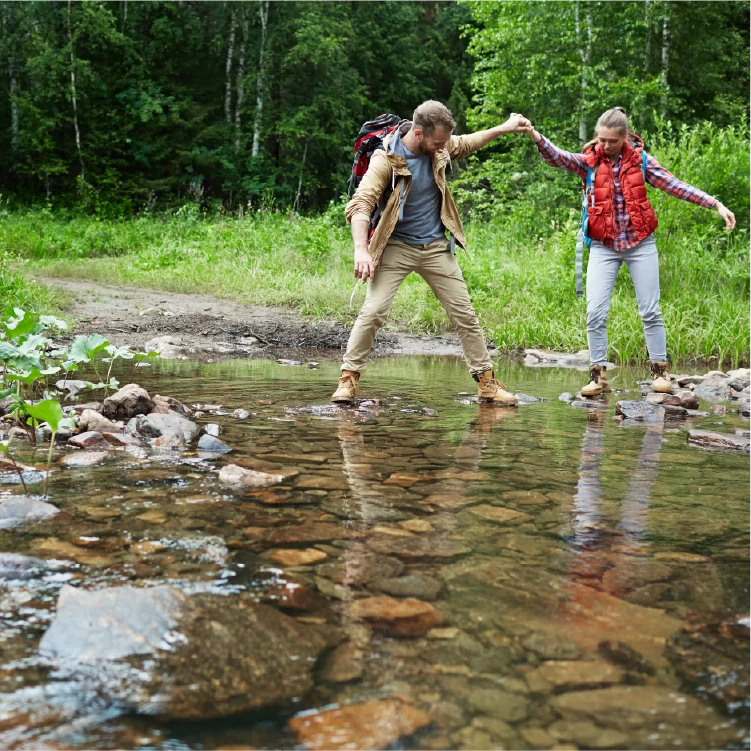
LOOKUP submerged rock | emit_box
[288,699,431,751]
[197,434,232,454]
[349,596,444,636]
[38,584,338,720]
[570,400,609,410]
[666,614,750,717]
[61,451,110,468]
[371,574,444,601]
[687,430,750,452]
[219,464,284,488]
[102,384,154,420]
[0,553,52,580]
[0,496,59,529]
[615,400,666,422]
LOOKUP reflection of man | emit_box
[330,404,512,674]
[333,100,530,406]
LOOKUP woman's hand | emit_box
[716,202,736,231]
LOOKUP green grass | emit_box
[1,205,747,367]
[0,248,68,317]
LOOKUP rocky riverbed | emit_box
[0,357,747,750]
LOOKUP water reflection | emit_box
[571,411,664,551]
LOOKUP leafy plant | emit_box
[23,399,75,497]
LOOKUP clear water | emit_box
[0,357,748,750]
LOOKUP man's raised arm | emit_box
[449,113,531,159]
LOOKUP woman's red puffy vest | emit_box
[583,134,658,243]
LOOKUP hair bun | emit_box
[613,106,628,115]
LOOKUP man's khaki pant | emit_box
[341,237,493,374]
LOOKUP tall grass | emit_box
[0,121,747,366]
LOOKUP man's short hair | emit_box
[413,100,456,135]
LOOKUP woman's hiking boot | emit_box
[581,364,611,397]
[651,361,672,393]
[475,370,518,405]
[332,370,360,403]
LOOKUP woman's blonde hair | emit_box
[585,106,630,150]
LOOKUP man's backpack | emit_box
[348,113,402,196]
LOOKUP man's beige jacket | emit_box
[344,122,486,270]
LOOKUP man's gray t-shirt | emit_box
[390,134,445,245]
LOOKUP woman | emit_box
[524,107,735,395]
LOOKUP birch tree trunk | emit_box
[251,0,269,158]
[575,1,593,147]
[121,0,127,33]
[224,9,236,124]
[234,9,248,152]
[293,140,308,213]
[67,0,85,184]
[660,0,671,117]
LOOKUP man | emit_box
[332,100,530,404]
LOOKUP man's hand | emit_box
[716,202,736,231]
[354,249,375,281]
[501,113,532,133]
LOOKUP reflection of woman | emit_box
[524,107,736,396]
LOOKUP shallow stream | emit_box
[0,357,748,750]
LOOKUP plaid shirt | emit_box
[536,135,717,251]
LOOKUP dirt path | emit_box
[32,274,481,362]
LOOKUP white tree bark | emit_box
[293,140,308,213]
[224,9,237,124]
[575,1,593,146]
[660,0,671,117]
[122,0,128,33]
[234,9,248,152]
[67,0,85,184]
[251,0,269,158]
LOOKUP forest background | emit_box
[0,0,748,364]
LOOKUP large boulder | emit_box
[75,409,121,434]
[129,413,200,444]
[102,384,154,420]
[0,496,60,530]
[38,585,338,720]
[150,394,192,418]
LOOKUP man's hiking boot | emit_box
[651,361,672,393]
[475,370,518,406]
[581,364,611,397]
[332,370,360,404]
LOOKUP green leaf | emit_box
[69,334,110,363]
[104,344,134,360]
[0,341,21,361]
[37,316,68,332]
[24,399,64,432]
[18,334,48,356]
[6,369,44,386]
[2,308,38,341]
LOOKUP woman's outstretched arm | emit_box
[645,154,736,230]
[526,127,588,179]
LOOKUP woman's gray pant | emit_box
[586,234,667,366]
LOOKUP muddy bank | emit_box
[31,276,484,362]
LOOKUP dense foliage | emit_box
[0,0,472,213]
[0,0,746,214]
